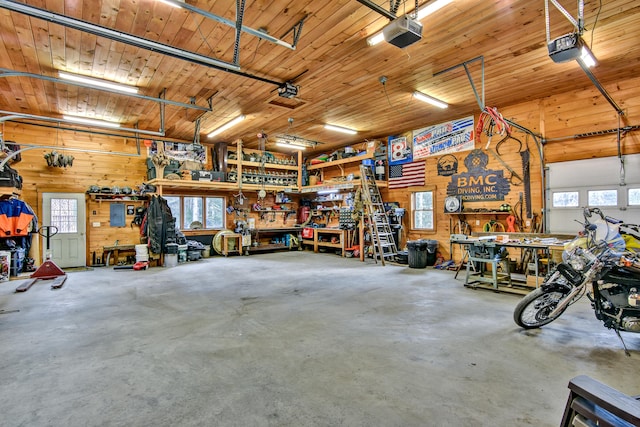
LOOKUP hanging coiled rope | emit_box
[476,106,510,149]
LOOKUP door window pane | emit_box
[552,191,579,207]
[588,190,617,206]
[629,188,640,206]
[50,198,77,233]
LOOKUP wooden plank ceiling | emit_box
[0,0,638,155]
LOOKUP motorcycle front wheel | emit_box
[513,286,573,329]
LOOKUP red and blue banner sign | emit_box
[412,116,475,159]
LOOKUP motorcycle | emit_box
[513,207,640,355]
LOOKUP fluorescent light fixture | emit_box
[416,0,453,20]
[366,0,452,46]
[317,189,339,195]
[367,32,385,46]
[413,91,448,109]
[274,134,318,150]
[58,71,139,94]
[579,45,597,68]
[324,124,357,135]
[276,142,306,150]
[62,115,121,128]
[207,115,245,138]
[157,0,184,7]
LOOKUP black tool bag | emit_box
[131,206,147,227]
[0,164,23,189]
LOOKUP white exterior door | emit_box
[42,193,86,268]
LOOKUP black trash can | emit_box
[407,240,428,268]
[424,239,439,266]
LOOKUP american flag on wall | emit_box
[388,160,426,189]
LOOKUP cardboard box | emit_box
[526,275,542,288]
[366,140,379,153]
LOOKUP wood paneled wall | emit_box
[3,74,640,264]
[385,75,640,261]
[3,123,147,263]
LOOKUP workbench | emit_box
[303,228,353,257]
[451,236,570,294]
[103,244,137,266]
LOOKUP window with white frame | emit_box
[411,190,434,230]
[629,188,640,206]
[164,196,225,230]
[552,191,579,208]
[588,189,617,207]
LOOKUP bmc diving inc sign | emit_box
[447,149,510,202]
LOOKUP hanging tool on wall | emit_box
[486,147,523,185]
[476,106,510,149]
[520,137,532,219]
[512,193,523,231]
[482,220,505,233]
[505,214,517,232]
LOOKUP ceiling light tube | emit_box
[579,45,597,68]
[324,124,357,135]
[413,91,448,109]
[276,142,306,150]
[59,72,139,94]
[416,0,453,20]
[62,115,121,128]
[367,32,386,46]
[207,115,246,138]
[156,0,184,8]
[366,0,452,46]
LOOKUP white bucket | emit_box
[136,254,149,262]
[0,251,10,281]
[135,244,149,255]
[201,245,211,258]
[164,253,178,268]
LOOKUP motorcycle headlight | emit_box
[568,257,586,271]
[562,237,588,263]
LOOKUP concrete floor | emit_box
[0,251,638,427]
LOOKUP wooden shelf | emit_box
[247,243,289,252]
[146,178,297,193]
[306,152,374,170]
[298,178,387,193]
[227,159,298,171]
[446,211,512,215]
[88,193,148,202]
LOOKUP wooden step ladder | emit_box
[359,164,398,265]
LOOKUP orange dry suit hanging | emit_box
[0,199,35,236]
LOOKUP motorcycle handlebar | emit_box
[583,207,622,224]
[604,216,623,224]
[584,207,604,220]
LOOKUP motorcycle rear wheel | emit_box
[514,287,572,329]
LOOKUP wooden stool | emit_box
[221,233,242,257]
